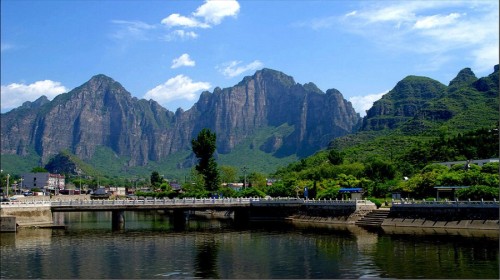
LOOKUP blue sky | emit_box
[1,0,498,115]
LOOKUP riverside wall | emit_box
[0,195,87,229]
[1,205,53,226]
[382,204,499,230]
[290,201,377,224]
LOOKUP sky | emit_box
[1,0,498,116]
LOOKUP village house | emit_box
[21,172,65,194]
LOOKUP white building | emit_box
[21,172,65,192]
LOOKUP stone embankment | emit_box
[290,201,499,231]
[381,201,499,230]
[1,195,90,231]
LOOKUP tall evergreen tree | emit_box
[191,128,220,192]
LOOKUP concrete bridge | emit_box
[0,197,375,231]
[4,198,496,232]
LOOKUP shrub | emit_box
[367,197,382,209]
[236,187,266,198]
[316,187,340,200]
[456,185,499,200]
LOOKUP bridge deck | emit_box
[1,197,376,212]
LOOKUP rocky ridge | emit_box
[1,69,361,168]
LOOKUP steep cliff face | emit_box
[1,69,361,166]
[1,75,177,166]
[184,68,360,157]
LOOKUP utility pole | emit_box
[241,166,248,189]
[6,174,10,198]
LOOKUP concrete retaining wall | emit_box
[383,205,499,230]
[1,216,17,232]
[1,206,53,226]
[382,218,499,230]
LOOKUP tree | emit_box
[181,169,209,198]
[248,172,267,188]
[220,165,237,184]
[191,128,220,192]
[266,181,294,197]
[364,157,396,182]
[327,149,344,165]
[31,166,48,173]
[150,171,163,189]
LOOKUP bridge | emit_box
[1,197,375,209]
[0,197,375,230]
[1,198,498,231]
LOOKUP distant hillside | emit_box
[362,65,498,134]
[330,64,499,165]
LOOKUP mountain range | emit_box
[1,65,498,177]
[1,69,360,175]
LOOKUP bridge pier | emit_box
[112,210,125,230]
[233,208,250,225]
[172,209,187,230]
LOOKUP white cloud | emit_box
[217,60,264,78]
[163,30,199,41]
[193,0,240,25]
[349,91,387,117]
[171,53,196,69]
[471,43,499,73]
[161,0,240,29]
[330,1,499,72]
[144,75,211,108]
[1,43,15,52]
[160,13,210,29]
[345,10,357,17]
[1,80,68,112]
[413,13,461,29]
[110,20,156,40]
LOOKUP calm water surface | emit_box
[1,211,498,279]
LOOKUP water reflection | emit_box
[195,236,220,278]
[0,211,498,279]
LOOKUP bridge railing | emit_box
[1,197,381,208]
[48,197,258,207]
[391,198,499,208]
[303,198,374,205]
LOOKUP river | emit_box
[1,211,498,279]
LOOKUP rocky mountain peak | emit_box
[75,74,128,98]
[18,95,50,111]
[254,68,296,87]
[449,68,477,87]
